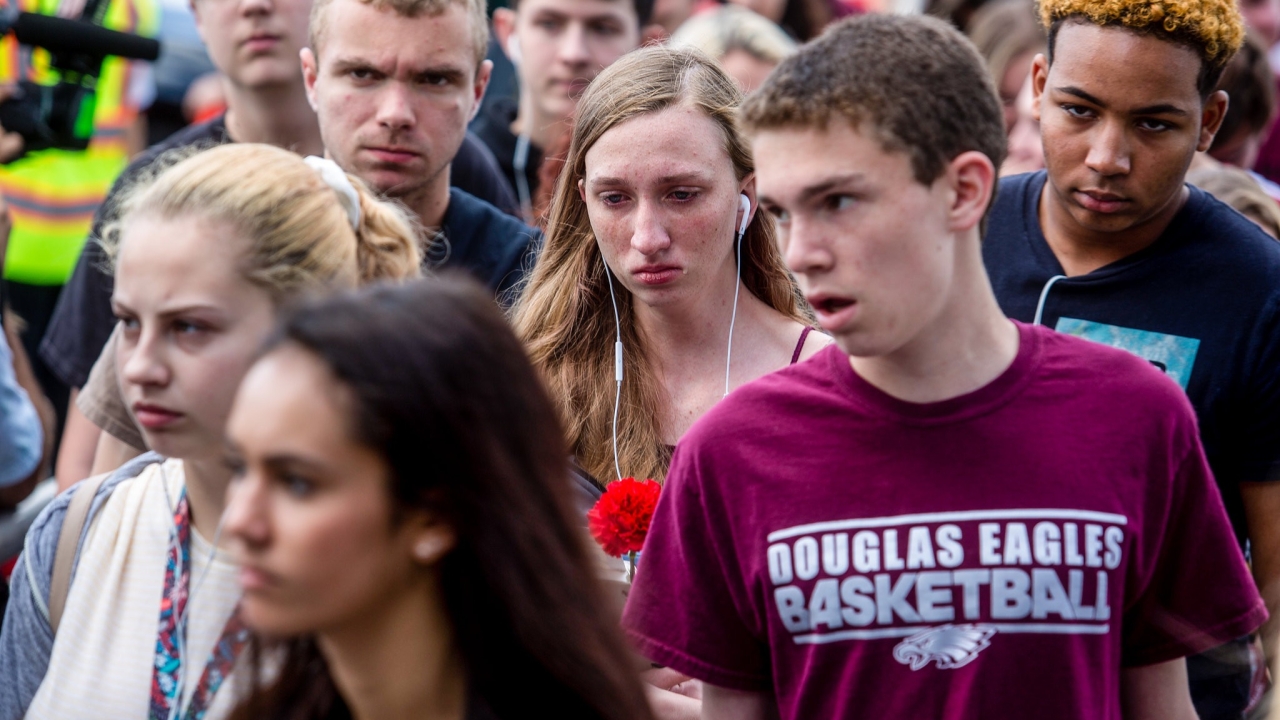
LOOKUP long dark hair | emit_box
[232,275,653,720]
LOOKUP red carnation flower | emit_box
[588,477,662,559]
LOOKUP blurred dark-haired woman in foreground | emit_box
[223,276,653,720]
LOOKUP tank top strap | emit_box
[790,326,814,365]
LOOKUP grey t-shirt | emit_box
[0,453,161,717]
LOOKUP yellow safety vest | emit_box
[0,0,159,286]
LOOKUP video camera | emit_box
[0,4,160,156]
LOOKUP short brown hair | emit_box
[309,0,489,68]
[741,14,1007,185]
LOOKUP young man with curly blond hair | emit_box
[982,0,1280,715]
[622,13,1265,720]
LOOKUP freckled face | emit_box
[580,104,750,309]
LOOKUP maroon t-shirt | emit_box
[623,322,1265,719]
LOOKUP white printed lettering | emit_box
[809,578,844,630]
[1104,526,1123,570]
[1033,522,1062,565]
[907,527,937,569]
[991,568,1032,619]
[1085,524,1103,568]
[884,530,906,571]
[775,586,810,632]
[916,571,956,622]
[1095,570,1110,621]
[979,523,1002,565]
[767,543,793,585]
[1064,523,1085,566]
[936,524,964,568]
[952,569,991,620]
[822,533,850,576]
[1068,569,1094,620]
[839,576,876,627]
[794,537,820,581]
[853,531,880,573]
[875,573,921,624]
[1004,522,1033,565]
[1031,568,1076,620]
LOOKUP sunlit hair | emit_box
[512,45,807,485]
[968,0,1046,101]
[670,5,799,65]
[1039,0,1244,94]
[104,143,422,300]
[309,0,489,67]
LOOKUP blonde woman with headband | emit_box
[0,143,420,720]
[514,46,827,491]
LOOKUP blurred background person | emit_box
[224,277,654,720]
[1002,73,1044,175]
[669,5,797,92]
[725,0,833,41]
[483,0,650,221]
[0,192,53,510]
[966,0,1045,131]
[0,0,160,441]
[1188,164,1280,238]
[0,143,421,719]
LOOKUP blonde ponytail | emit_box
[350,179,422,284]
[107,143,422,302]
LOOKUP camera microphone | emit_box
[0,7,160,61]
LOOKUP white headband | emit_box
[304,155,361,230]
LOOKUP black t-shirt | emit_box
[471,96,542,214]
[435,187,541,304]
[983,171,1280,546]
[39,119,524,389]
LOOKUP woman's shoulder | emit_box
[792,322,834,363]
[20,453,167,611]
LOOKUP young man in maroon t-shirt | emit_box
[621,14,1267,720]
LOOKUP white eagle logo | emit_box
[892,624,997,671]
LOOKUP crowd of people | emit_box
[0,0,1277,714]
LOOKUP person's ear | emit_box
[737,173,757,232]
[493,8,518,64]
[469,59,493,123]
[946,150,996,234]
[1197,90,1230,153]
[640,23,667,46]
[1030,53,1048,123]
[578,178,586,203]
[409,519,456,566]
[301,48,320,112]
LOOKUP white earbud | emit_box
[737,193,751,239]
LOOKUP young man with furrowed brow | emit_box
[981,0,1280,715]
[622,14,1266,719]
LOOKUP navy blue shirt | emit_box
[436,187,541,304]
[983,170,1280,547]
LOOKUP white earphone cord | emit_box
[604,257,624,481]
[605,195,750,478]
